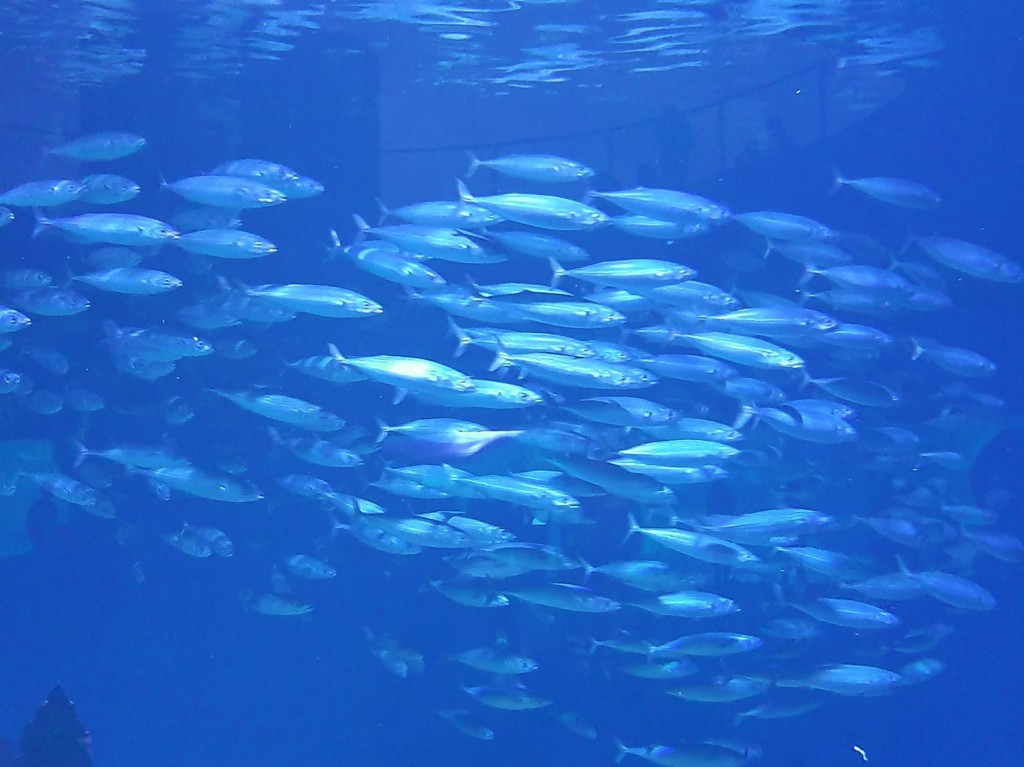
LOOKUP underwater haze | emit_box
[0,2,1022,767]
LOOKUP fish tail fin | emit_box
[797,369,813,390]
[71,440,90,469]
[373,418,389,445]
[455,179,474,205]
[533,386,563,406]
[829,166,848,194]
[396,285,423,311]
[487,340,512,373]
[100,319,123,344]
[375,197,391,225]
[326,343,346,362]
[580,177,594,203]
[448,318,472,358]
[327,514,346,537]
[213,274,233,295]
[549,257,568,288]
[352,214,370,245]
[797,264,820,288]
[771,580,788,606]
[228,277,253,297]
[579,558,595,581]
[763,239,775,260]
[909,336,926,361]
[31,209,52,239]
[466,152,481,178]
[623,512,641,543]
[793,288,816,306]
[733,403,757,430]
[325,228,344,262]
[612,738,632,764]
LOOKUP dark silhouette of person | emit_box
[764,115,796,157]
[734,137,765,173]
[14,687,92,767]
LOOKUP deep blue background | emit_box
[0,4,1022,767]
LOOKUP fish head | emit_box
[632,370,658,386]
[709,204,732,221]
[517,389,544,405]
[155,222,180,240]
[0,371,21,392]
[186,337,214,356]
[998,260,1024,283]
[61,292,90,312]
[571,165,595,180]
[358,299,384,315]
[0,310,30,331]
[293,178,325,197]
[154,274,183,291]
[601,310,626,325]
[120,134,146,152]
[813,314,841,332]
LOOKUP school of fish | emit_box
[1,128,1021,767]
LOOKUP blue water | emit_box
[0,3,1022,767]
